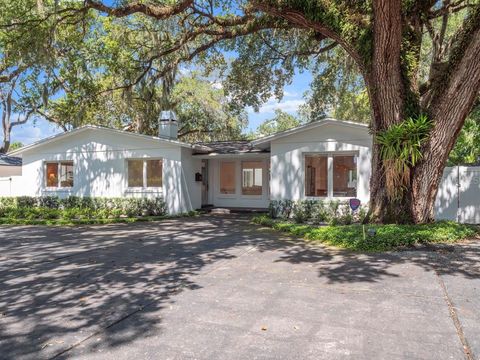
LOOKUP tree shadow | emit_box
[0,215,479,359]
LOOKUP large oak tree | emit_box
[7,0,480,223]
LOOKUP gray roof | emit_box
[0,154,22,166]
[193,140,269,155]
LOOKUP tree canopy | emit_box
[1,0,479,223]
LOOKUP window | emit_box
[220,162,235,194]
[305,155,328,197]
[128,160,144,187]
[305,153,357,197]
[146,160,162,187]
[128,159,163,188]
[46,161,74,188]
[242,161,263,195]
[333,155,357,197]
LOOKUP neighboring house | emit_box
[6,117,371,214]
[0,154,22,177]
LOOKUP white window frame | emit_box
[304,152,358,199]
[44,161,74,190]
[126,158,163,189]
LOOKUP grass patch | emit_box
[252,215,479,252]
[0,211,199,226]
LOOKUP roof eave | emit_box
[8,125,192,156]
[251,118,369,147]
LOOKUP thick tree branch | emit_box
[83,0,193,19]
[0,65,27,83]
[428,0,473,19]
[250,2,365,72]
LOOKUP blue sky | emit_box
[4,70,312,146]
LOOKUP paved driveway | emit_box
[0,215,479,360]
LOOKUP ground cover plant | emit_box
[256,200,478,251]
[0,196,195,225]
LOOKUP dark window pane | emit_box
[220,162,235,194]
[305,155,328,197]
[128,160,144,187]
[333,156,357,197]
[146,160,162,187]
[46,163,58,187]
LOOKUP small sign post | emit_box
[349,198,361,212]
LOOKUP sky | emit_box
[4,70,313,146]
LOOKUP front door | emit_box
[201,159,209,206]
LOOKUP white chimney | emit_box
[159,110,178,140]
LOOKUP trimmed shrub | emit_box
[267,199,368,226]
[0,196,167,220]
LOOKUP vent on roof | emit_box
[159,111,178,140]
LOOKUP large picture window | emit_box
[242,161,263,195]
[128,159,163,188]
[305,155,328,197]
[305,153,357,197]
[46,161,74,188]
[220,162,235,194]
[333,155,357,197]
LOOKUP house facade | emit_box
[7,117,478,222]
[5,118,371,214]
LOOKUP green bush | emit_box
[269,200,294,219]
[0,196,167,221]
[268,199,368,225]
[252,215,479,252]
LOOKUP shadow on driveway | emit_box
[0,215,479,359]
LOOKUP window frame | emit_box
[45,161,74,189]
[126,158,163,189]
[241,160,264,197]
[303,152,358,199]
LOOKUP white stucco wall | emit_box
[181,147,202,211]
[18,128,193,214]
[269,122,372,204]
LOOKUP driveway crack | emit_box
[434,268,474,360]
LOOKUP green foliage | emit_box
[0,196,168,221]
[255,109,302,138]
[269,199,368,225]
[253,215,478,252]
[8,142,23,151]
[376,114,433,200]
[300,46,371,123]
[449,105,480,165]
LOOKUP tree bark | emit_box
[366,0,412,223]
[410,16,480,223]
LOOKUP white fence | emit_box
[0,176,25,197]
[435,166,480,223]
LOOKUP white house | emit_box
[4,116,479,222]
[5,118,370,214]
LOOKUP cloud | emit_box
[250,99,305,114]
[8,120,62,145]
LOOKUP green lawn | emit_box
[252,215,479,252]
[0,212,199,226]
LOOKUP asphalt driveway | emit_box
[0,215,479,360]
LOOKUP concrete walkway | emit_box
[0,215,479,359]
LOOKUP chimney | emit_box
[158,110,178,140]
